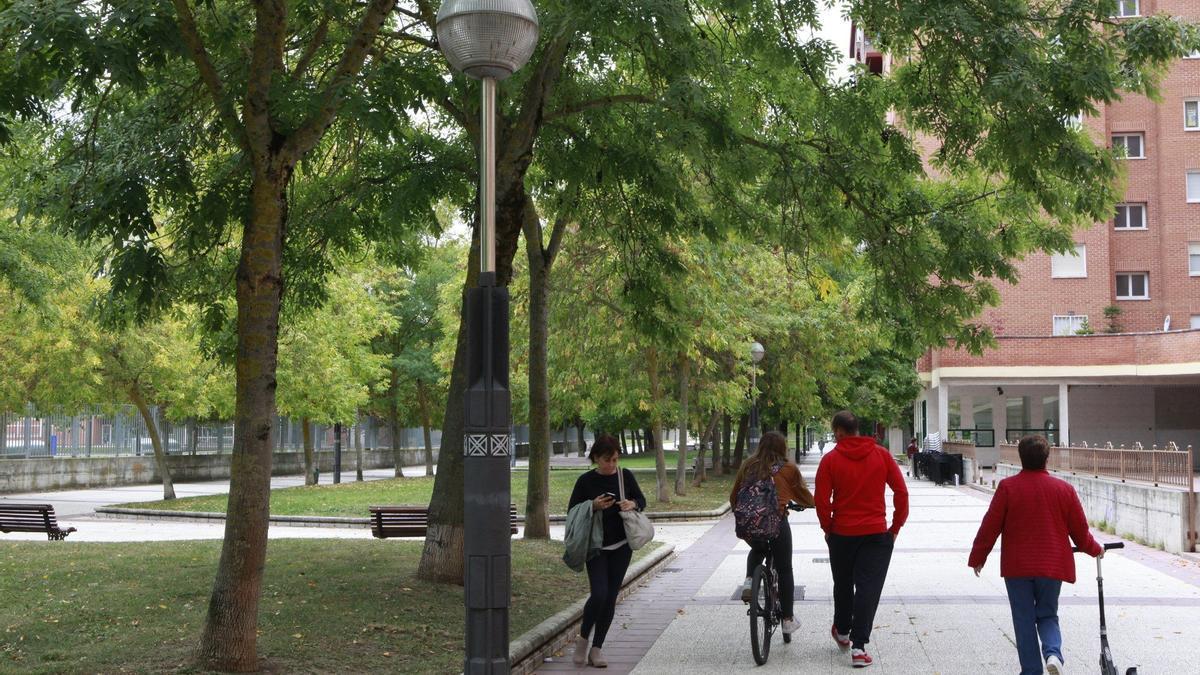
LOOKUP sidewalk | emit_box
[537,452,1200,674]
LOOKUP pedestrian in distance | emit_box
[968,435,1103,675]
[567,434,647,668]
[815,410,909,669]
[729,431,815,636]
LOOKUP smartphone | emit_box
[602,492,618,500]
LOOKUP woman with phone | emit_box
[567,434,647,667]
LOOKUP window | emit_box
[1188,101,1200,131]
[1112,133,1144,158]
[1192,315,1200,330]
[1116,272,1149,300]
[1114,0,1138,17]
[1053,315,1088,336]
[1190,242,1200,276]
[1051,244,1087,278]
[1114,203,1146,229]
[1189,171,1200,203]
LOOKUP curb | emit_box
[94,503,731,528]
[509,543,676,675]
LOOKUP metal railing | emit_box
[998,443,1194,490]
[1,404,436,459]
[948,428,996,447]
[1005,428,1059,446]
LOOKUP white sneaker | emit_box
[740,576,753,602]
[781,618,800,635]
[1045,654,1064,675]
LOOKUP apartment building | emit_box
[855,1,1200,464]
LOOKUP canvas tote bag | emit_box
[617,465,654,550]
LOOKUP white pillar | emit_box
[993,392,1007,445]
[937,384,950,443]
[1058,384,1070,447]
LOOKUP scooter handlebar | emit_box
[1072,542,1125,553]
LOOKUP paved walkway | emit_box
[537,453,1200,674]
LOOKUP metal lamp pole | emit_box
[434,2,539,673]
[748,341,765,452]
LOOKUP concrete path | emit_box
[536,453,1200,674]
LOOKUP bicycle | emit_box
[745,501,806,665]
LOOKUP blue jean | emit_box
[1004,577,1063,675]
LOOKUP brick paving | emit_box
[536,515,739,673]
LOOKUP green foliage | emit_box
[1103,304,1124,333]
[1075,316,1095,335]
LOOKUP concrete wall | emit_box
[0,447,436,494]
[995,464,1196,553]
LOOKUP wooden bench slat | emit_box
[368,505,517,539]
[0,503,74,541]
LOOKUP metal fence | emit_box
[1,404,438,459]
[998,443,1194,490]
[948,428,996,447]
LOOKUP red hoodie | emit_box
[815,436,909,537]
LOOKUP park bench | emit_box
[0,503,76,541]
[369,505,518,539]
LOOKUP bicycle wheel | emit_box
[749,565,772,665]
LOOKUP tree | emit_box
[0,0,416,666]
[276,263,392,484]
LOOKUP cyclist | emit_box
[730,431,815,637]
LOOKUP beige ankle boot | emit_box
[572,636,589,666]
[588,646,607,668]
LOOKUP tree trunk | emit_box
[721,414,732,472]
[302,417,315,485]
[416,378,435,477]
[576,421,586,458]
[674,356,689,496]
[618,429,627,454]
[354,415,363,482]
[734,414,749,468]
[389,343,405,478]
[636,428,644,454]
[694,411,719,487]
[197,171,287,671]
[523,221,552,540]
[646,347,669,503]
[417,234,481,583]
[129,387,176,500]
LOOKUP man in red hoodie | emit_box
[815,410,909,669]
[968,435,1102,675]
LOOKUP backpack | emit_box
[734,462,783,541]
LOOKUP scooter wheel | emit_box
[1125,669,1137,675]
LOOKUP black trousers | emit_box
[828,532,894,649]
[580,544,633,648]
[746,519,795,618]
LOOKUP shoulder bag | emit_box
[617,466,654,550]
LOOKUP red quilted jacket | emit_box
[968,469,1101,583]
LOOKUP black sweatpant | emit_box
[746,519,795,618]
[580,544,633,648]
[827,532,894,649]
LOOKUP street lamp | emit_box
[748,341,765,452]
[435,2,539,674]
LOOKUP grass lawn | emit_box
[116,467,735,517]
[0,538,659,674]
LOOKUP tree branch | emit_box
[290,14,331,83]
[543,93,656,123]
[245,0,289,167]
[283,0,398,162]
[508,28,575,161]
[169,0,249,152]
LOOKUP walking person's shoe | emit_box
[830,624,851,649]
[741,576,753,602]
[588,647,608,668]
[851,648,873,668]
[572,636,589,666]
[781,618,800,635]
[1045,654,1064,675]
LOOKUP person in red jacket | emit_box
[968,435,1103,675]
[815,410,909,669]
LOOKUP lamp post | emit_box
[748,341,765,452]
[435,2,539,673]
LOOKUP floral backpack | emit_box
[733,462,783,541]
